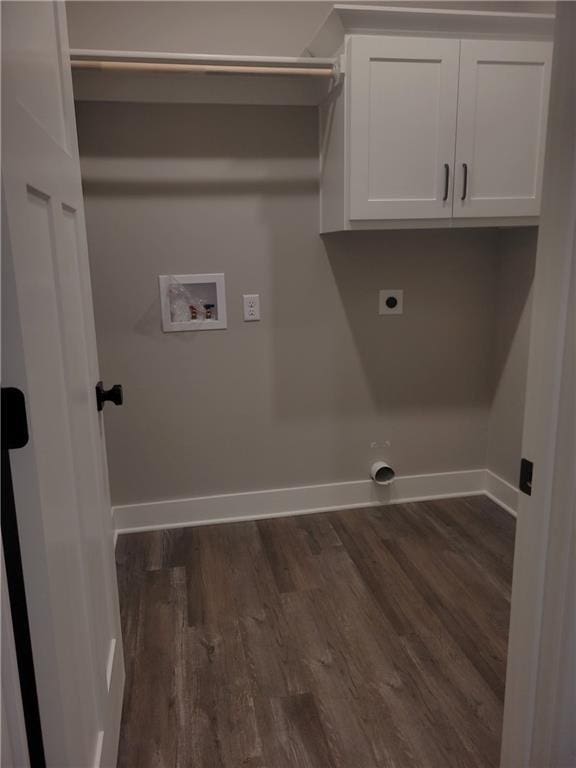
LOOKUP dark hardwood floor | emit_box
[116,495,515,768]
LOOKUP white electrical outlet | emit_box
[243,294,260,321]
[379,289,404,315]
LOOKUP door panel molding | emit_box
[454,39,552,219]
[348,35,460,220]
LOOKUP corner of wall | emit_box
[485,227,537,485]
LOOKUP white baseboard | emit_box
[113,467,519,534]
[484,469,519,517]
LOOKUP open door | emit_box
[1,2,124,765]
[501,5,576,767]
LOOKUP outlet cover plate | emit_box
[379,289,404,315]
[243,294,261,321]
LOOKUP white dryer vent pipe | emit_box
[370,461,395,486]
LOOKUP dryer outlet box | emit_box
[378,289,404,315]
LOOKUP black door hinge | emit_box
[519,458,533,496]
[1,387,29,450]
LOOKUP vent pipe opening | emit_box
[370,461,395,486]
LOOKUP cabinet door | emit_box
[348,35,460,221]
[454,40,552,218]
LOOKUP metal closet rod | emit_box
[71,59,335,77]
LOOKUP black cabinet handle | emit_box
[461,163,468,201]
[443,163,450,202]
[96,381,123,412]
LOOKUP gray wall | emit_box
[66,1,330,57]
[486,229,536,485]
[75,101,530,507]
[66,1,555,58]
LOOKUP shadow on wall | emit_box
[77,100,535,501]
[324,229,501,409]
[489,228,536,401]
[486,227,536,482]
[263,221,502,418]
[78,102,317,196]
[260,194,504,479]
[77,101,317,159]
[261,189,534,480]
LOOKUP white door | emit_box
[348,35,460,221]
[1,2,124,766]
[500,5,576,765]
[454,39,552,219]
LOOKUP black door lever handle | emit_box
[96,381,123,412]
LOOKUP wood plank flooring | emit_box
[116,495,515,768]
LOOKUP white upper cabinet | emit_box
[349,36,460,220]
[453,40,552,219]
[318,7,554,232]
